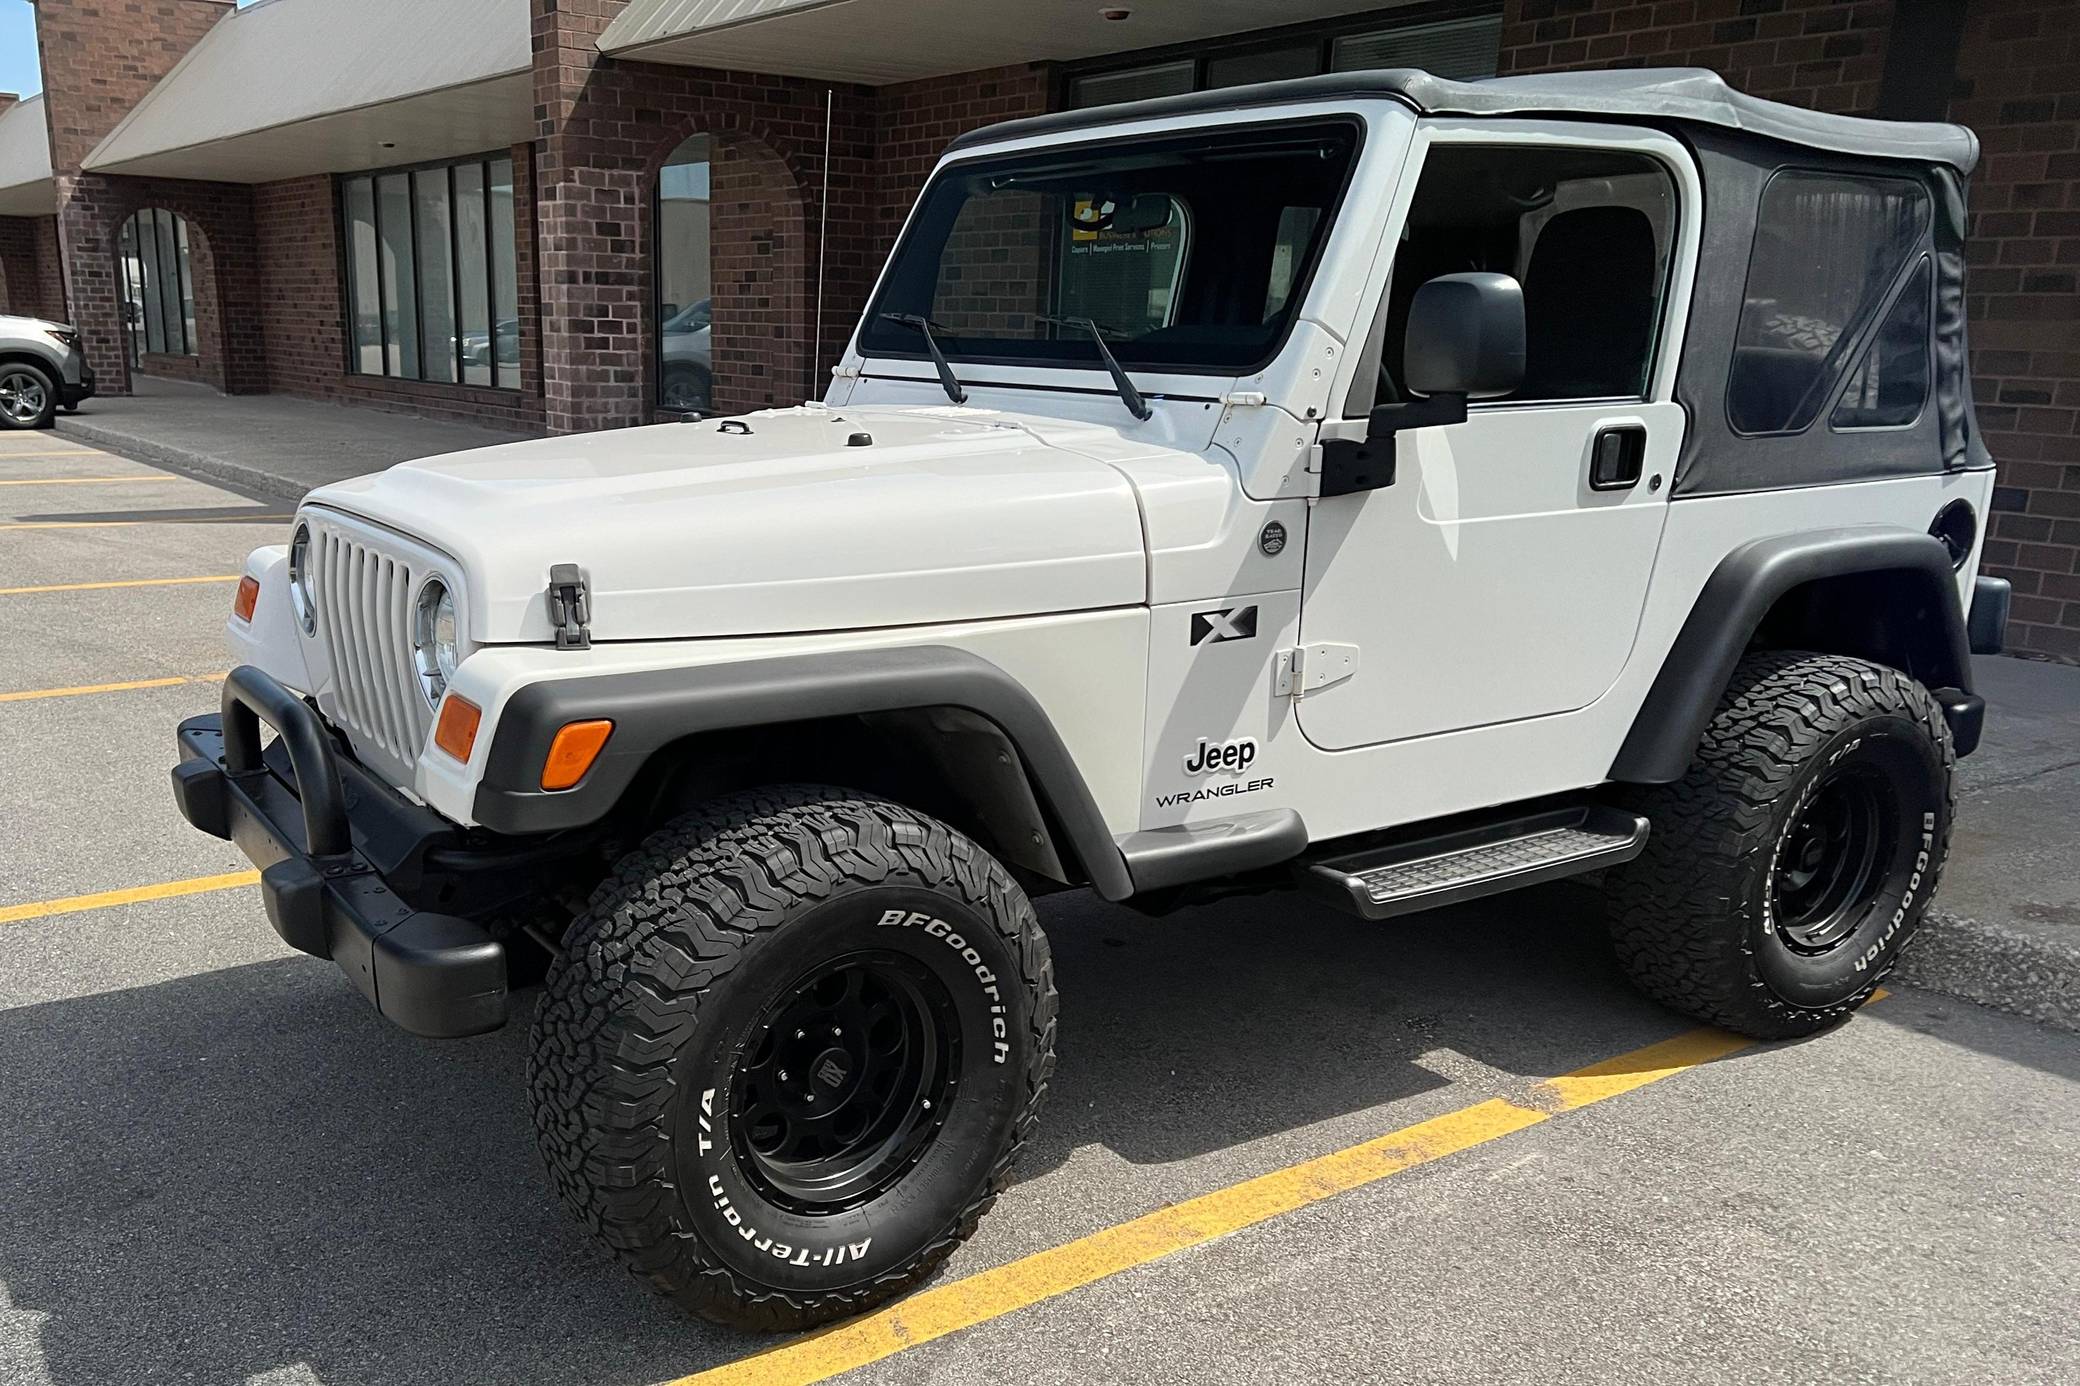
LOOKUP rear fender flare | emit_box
[1610,528,1972,784]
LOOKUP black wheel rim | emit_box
[1772,767,1897,954]
[661,373,709,412]
[728,950,959,1215]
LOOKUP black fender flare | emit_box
[1609,528,1974,784]
[472,645,1135,900]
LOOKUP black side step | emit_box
[1296,805,1649,920]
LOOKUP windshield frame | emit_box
[857,114,1367,383]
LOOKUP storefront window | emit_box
[656,134,713,412]
[115,208,198,363]
[341,153,520,389]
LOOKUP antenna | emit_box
[813,87,833,400]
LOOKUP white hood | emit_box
[305,405,1151,642]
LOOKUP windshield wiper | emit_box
[1036,314,1152,422]
[878,313,967,405]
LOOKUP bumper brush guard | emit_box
[170,666,507,1037]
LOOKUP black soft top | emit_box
[948,67,1979,174]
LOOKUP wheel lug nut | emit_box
[794,1029,805,1039]
[921,1099,932,1111]
[778,1069,790,1082]
[832,1025,843,1037]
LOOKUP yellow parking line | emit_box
[0,869,260,926]
[0,672,227,703]
[0,475,161,486]
[0,449,104,459]
[671,1010,1853,1386]
[0,515,290,530]
[0,574,240,596]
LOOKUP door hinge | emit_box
[546,563,592,650]
[1274,642,1360,698]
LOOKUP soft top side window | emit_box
[1832,255,1932,431]
[1728,170,1931,436]
[1360,143,1676,412]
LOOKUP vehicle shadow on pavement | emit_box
[1019,882,1691,1174]
[0,883,1722,1386]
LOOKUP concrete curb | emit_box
[56,416,313,504]
[1899,908,2080,1033]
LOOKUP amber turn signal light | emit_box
[232,575,260,623]
[434,694,482,762]
[541,719,613,791]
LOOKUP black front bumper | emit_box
[171,666,507,1038]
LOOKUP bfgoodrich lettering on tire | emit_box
[1604,652,1954,1040]
[526,786,1055,1331]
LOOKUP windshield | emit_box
[859,120,1359,376]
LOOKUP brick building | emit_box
[0,0,2074,658]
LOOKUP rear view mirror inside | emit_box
[1068,193,1173,237]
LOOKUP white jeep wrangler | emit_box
[174,68,2009,1329]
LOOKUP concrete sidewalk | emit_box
[55,375,535,502]
[1900,653,2080,1031]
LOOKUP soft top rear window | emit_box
[859,120,1360,375]
[1728,170,1931,436]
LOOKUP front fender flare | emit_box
[472,645,1135,900]
[1610,528,1973,784]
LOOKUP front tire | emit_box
[0,362,57,429]
[528,786,1056,1331]
[1604,652,1953,1039]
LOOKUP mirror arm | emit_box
[1318,392,1468,497]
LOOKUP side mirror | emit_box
[1319,273,1526,498]
[1404,271,1525,399]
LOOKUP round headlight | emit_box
[413,577,459,707]
[287,523,315,635]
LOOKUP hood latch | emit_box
[546,564,592,650]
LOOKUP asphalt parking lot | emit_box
[3,432,2077,1386]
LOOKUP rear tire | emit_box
[527,786,1055,1330]
[1604,652,1953,1039]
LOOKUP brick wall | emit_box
[530,0,885,433]
[1501,0,1893,109]
[251,175,341,398]
[1947,0,2080,661]
[872,65,1054,260]
[32,215,64,320]
[33,0,232,172]
[0,215,65,320]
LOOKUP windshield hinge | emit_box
[546,564,592,651]
[1273,642,1359,699]
[1222,391,1269,408]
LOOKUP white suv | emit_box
[0,313,93,428]
[174,68,2008,1330]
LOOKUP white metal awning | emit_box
[598,0,1412,85]
[83,0,533,184]
[0,96,55,217]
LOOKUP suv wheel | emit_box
[528,786,1056,1330]
[1604,652,1954,1040]
[660,363,711,414]
[0,361,57,429]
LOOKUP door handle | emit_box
[1588,425,1646,491]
